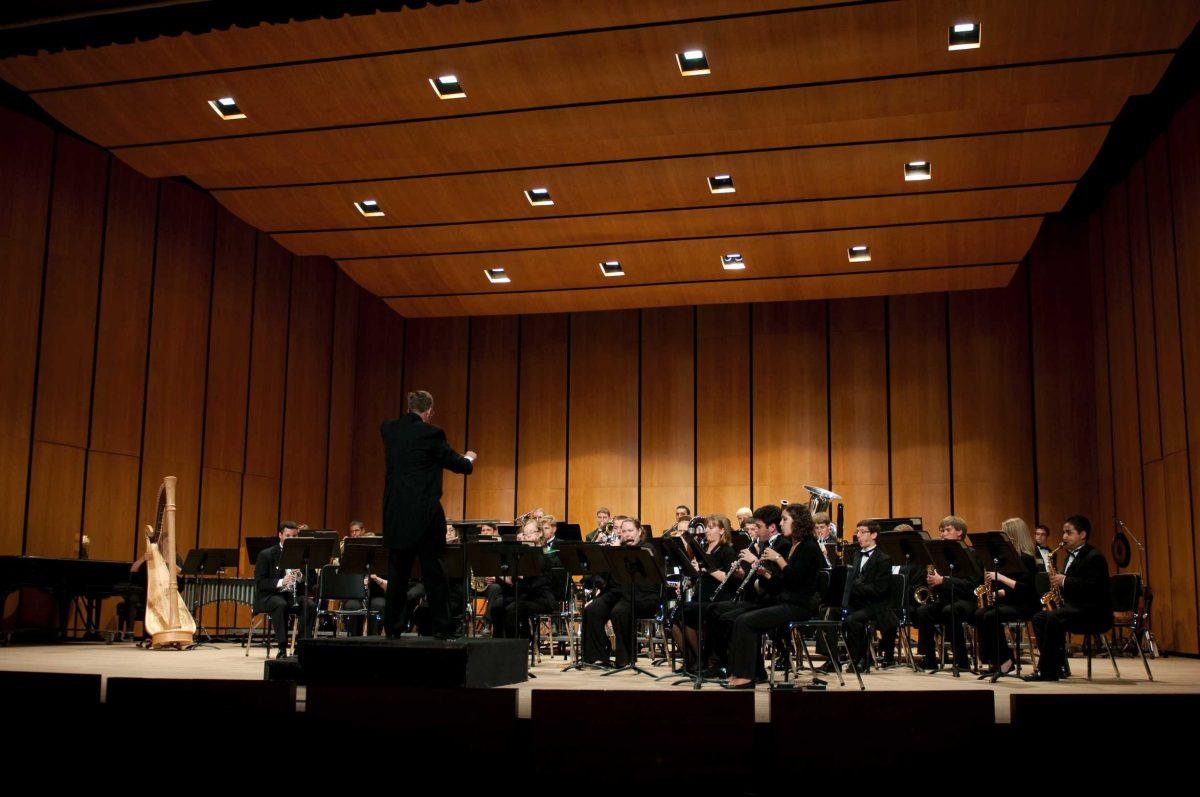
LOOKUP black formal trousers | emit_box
[729,603,811,679]
[582,590,660,665]
[1032,605,1107,674]
[342,596,387,636]
[843,606,897,663]
[384,511,452,637]
[914,599,975,661]
[705,600,753,666]
[253,594,316,650]
[973,604,1030,664]
[490,594,556,639]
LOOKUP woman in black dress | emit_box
[671,514,737,674]
[973,516,1040,674]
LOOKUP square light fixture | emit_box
[599,260,625,277]
[847,245,872,263]
[721,253,745,270]
[354,199,385,217]
[707,174,736,194]
[207,96,246,120]
[524,187,554,206]
[429,74,466,99]
[484,267,510,284]
[904,161,932,181]
[676,49,710,76]
[948,22,981,50]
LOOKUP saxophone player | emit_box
[1026,515,1111,681]
[913,516,982,671]
[972,517,1040,674]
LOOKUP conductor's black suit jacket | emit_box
[381,412,474,549]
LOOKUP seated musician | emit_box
[671,514,738,674]
[339,523,386,635]
[586,507,612,543]
[735,507,753,528]
[539,516,562,551]
[581,517,661,667]
[670,505,692,533]
[704,505,792,676]
[723,504,823,689]
[1026,515,1111,681]
[252,522,317,657]
[1034,523,1054,572]
[478,521,501,538]
[913,515,981,671]
[489,520,559,639]
[824,520,894,673]
[972,517,1039,674]
[875,521,919,667]
[813,511,836,568]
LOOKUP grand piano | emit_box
[0,556,134,643]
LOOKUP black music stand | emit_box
[600,546,665,679]
[925,539,981,677]
[876,531,931,670]
[182,548,238,644]
[968,532,1027,682]
[553,543,613,673]
[280,537,335,652]
[340,538,387,635]
[445,543,470,636]
[469,542,543,675]
[659,536,721,689]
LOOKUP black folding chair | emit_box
[867,574,917,671]
[1109,573,1153,681]
[790,567,865,690]
[314,565,375,636]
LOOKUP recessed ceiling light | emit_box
[847,245,872,263]
[721,253,745,270]
[707,174,736,194]
[207,96,246,120]
[429,74,466,99]
[484,267,510,284]
[525,187,554,206]
[904,161,932,181]
[354,199,385,217]
[676,49,710,76]
[948,22,981,50]
[599,260,625,277]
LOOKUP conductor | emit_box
[382,390,477,638]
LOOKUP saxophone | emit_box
[1040,543,1067,610]
[914,564,940,605]
[974,583,994,609]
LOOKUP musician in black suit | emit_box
[381,390,476,638]
[1034,523,1054,572]
[827,520,894,673]
[1026,515,1112,681]
[253,522,317,657]
[490,520,560,639]
[973,517,1040,673]
[913,515,981,670]
[581,518,661,667]
[723,504,823,688]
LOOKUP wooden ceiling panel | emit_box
[115,55,1164,186]
[0,0,807,91]
[214,127,1106,232]
[24,0,1187,148]
[341,217,1042,298]
[384,263,1020,317]
[279,183,1073,258]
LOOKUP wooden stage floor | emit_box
[1,641,1193,723]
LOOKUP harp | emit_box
[143,476,196,649]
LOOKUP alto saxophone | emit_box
[974,583,994,609]
[1040,543,1067,610]
[914,564,940,605]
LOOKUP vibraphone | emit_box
[181,576,255,637]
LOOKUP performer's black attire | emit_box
[380,411,473,637]
[705,534,792,669]
[727,536,822,680]
[342,575,387,636]
[972,552,1039,665]
[581,545,661,666]
[913,545,982,667]
[490,549,562,639]
[1031,542,1111,679]
[836,544,895,666]
[253,543,316,651]
[676,543,737,630]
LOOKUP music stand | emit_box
[924,539,981,677]
[656,536,720,689]
[553,543,613,673]
[875,531,929,670]
[469,542,543,675]
[340,538,387,635]
[599,547,665,679]
[280,537,335,653]
[968,532,1028,682]
[556,523,583,542]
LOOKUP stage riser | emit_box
[296,636,528,687]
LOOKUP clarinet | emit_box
[710,558,748,601]
[732,560,767,600]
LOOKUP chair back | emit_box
[318,565,367,602]
[886,573,908,611]
[1110,573,1142,613]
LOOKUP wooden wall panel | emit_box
[515,313,568,521]
[695,304,750,519]
[568,311,639,526]
[753,301,828,508]
[1087,213,1116,545]
[243,236,291,479]
[197,466,243,629]
[81,451,140,562]
[403,317,470,519]
[1030,215,1099,529]
[465,316,518,521]
[279,256,335,526]
[640,307,695,531]
[349,294,403,534]
[888,293,951,528]
[138,179,214,553]
[239,474,280,568]
[325,271,359,532]
[829,298,890,522]
[0,109,54,554]
[24,443,86,558]
[950,271,1035,532]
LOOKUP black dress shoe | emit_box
[852,659,872,673]
[919,657,940,671]
[815,661,839,675]
[773,658,792,672]
[700,666,727,679]
[274,650,288,659]
[721,680,755,690]
[1024,670,1060,682]
[1060,664,1072,678]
